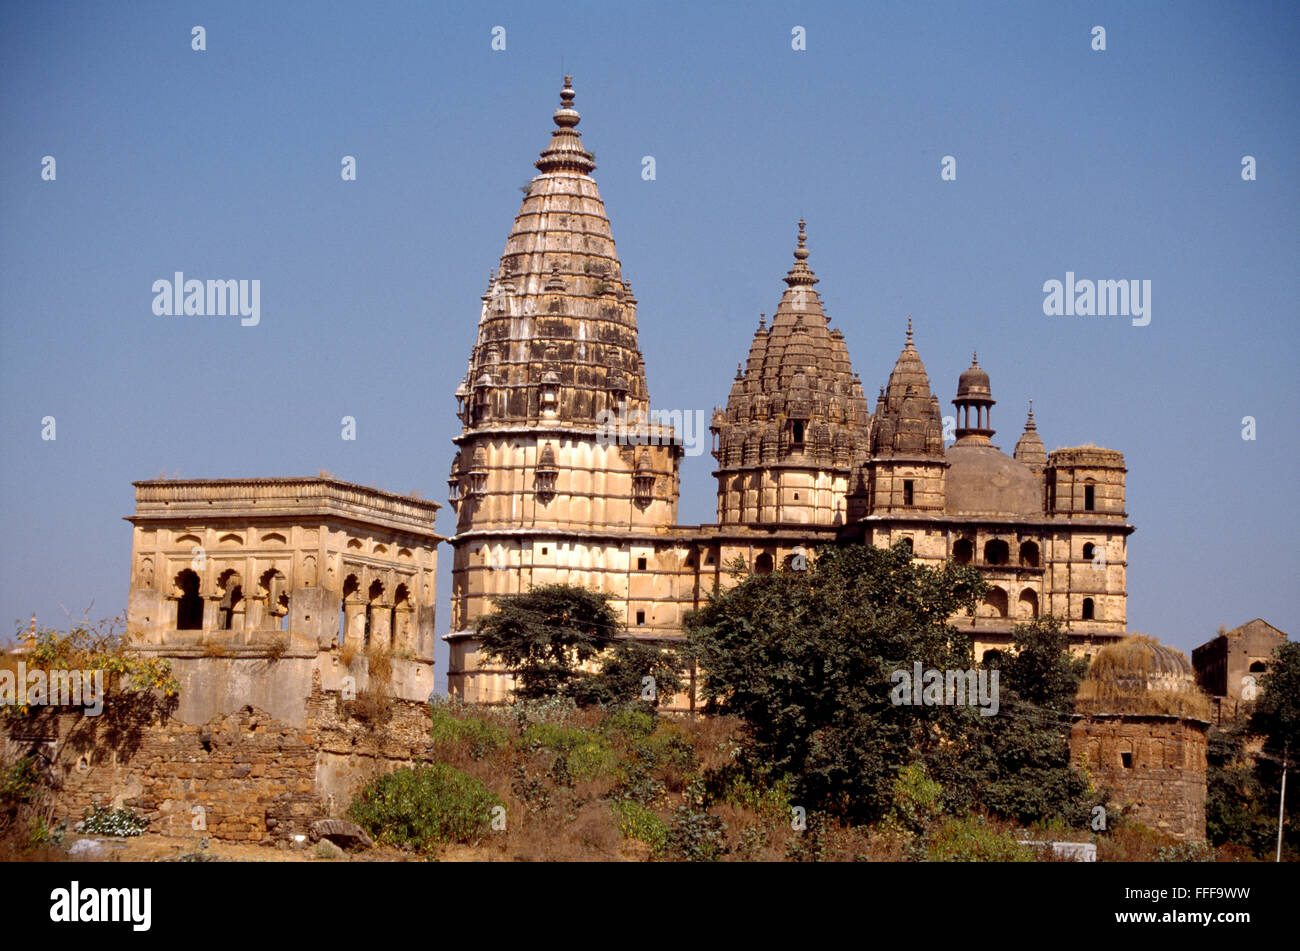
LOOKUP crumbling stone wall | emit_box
[1,674,436,846]
[1069,714,1207,841]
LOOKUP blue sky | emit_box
[2,1,1296,684]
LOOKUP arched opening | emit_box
[754,552,774,575]
[340,573,360,647]
[1082,597,1095,620]
[1249,661,1267,673]
[1018,588,1039,619]
[791,421,804,446]
[392,584,412,651]
[217,570,243,631]
[1018,541,1040,567]
[981,587,1008,618]
[1084,481,1096,511]
[984,539,1010,566]
[1082,542,1097,562]
[175,569,203,630]
[260,568,287,631]
[952,538,974,565]
[365,578,384,648]
[897,537,914,556]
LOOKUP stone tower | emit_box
[711,221,871,527]
[445,77,682,701]
[1071,636,1210,841]
[854,320,948,519]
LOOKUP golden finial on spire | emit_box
[972,350,978,365]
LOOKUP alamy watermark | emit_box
[595,401,707,457]
[1,662,105,716]
[152,273,260,326]
[890,663,999,716]
[1042,272,1150,327]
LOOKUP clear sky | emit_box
[2,1,1296,685]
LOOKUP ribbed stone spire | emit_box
[871,320,945,456]
[453,75,649,432]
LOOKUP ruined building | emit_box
[124,477,442,726]
[446,78,1136,702]
[1071,636,1210,841]
[1192,617,1289,723]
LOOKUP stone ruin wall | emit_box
[1069,714,1208,841]
[1,673,436,846]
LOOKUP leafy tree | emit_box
[962,617,1094,825]
[1206,724,1274,854]
[1249,641,1300,763]
[1247,641,1300,858]
[569,639,686,709]
[685,541,985,824]
[475,584,620,700]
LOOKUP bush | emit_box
[520,723,617,782]
[429,703,511,760]
[1,757,41,809]
[348,764,501,853]
[665,805,729,861]
[927,817,1032,862]
[610,800,669,854]
[885,763,944,835]
[81,805,149,837]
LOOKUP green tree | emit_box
[962,617,1094,825]
[1248,641,1300,858]
[475,584,620,700]
[569,639,686,709]
[685,541,985,824]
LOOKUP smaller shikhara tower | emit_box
[445,78,681,701]
[710,221,872,526]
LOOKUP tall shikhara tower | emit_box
[446,78,681,701]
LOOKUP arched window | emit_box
[897,537,914,556]
[217,570,243,631]
[1018,588,1039,619]
[952,538,974,565]
[1084,481,1096,511]
[1082,542,1097,561]
[340,574,360,646]
[365,579,384,647]
[754,552,774,574]
[175,569,203,630]
[791,421,805,445]
[1019,541,1040,567]
[984,539,1010,566]
[1082,597,1095,620]
[392,584,412,649]
[982,587,1008,618]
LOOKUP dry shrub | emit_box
[201,638,231,658]
[1076,635,1211,719]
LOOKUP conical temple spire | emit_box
[1014,398,1047,468]
[535,76,596,174]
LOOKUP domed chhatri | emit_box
[1075,635,1209,718]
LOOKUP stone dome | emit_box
[956,353,992,400]
[944,444,1043,516]
[1076,636,1208,718]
